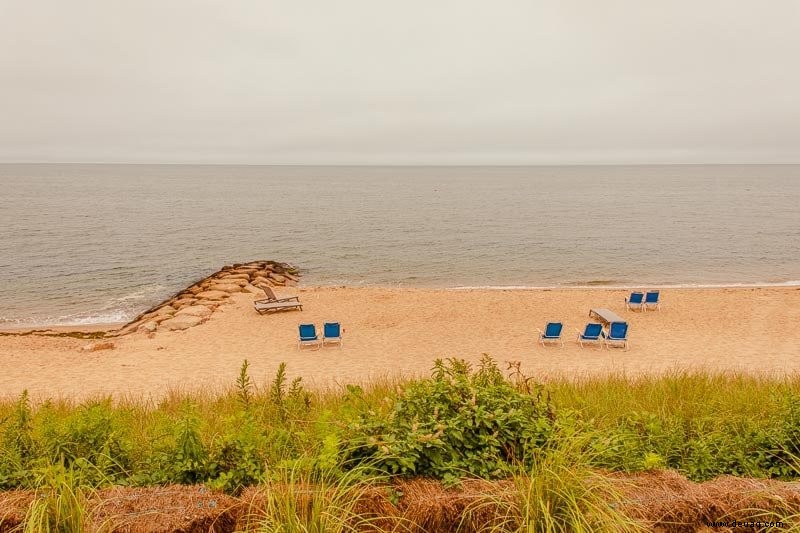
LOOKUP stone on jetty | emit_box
[108,260,300,337]
[209,283,243,293]
[243,283,262,294]
[219,273,251,280]
[160,315,205,331]
[195,290,230,300]
[138,321,158,333]
[175,305,213,318]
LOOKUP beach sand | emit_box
[1,287,799,400]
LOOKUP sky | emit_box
[1,1,799,165]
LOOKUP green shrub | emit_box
[347,355,555,482]
[0,390,35,488]
[206,414,268,494]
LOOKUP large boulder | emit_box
[109,320,143,336]
[218,273,251,281]
[137,321,158,333]
[140,307,175,322]
[159,315,205,331]
[243,283,262,294]
[233,267,259,274]
[217,277,249,286]
[209,283,243,293]
[253,276,272,286]
[196,290,230,300]
[175,305,213,318]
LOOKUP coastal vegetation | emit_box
[2,357,800,530]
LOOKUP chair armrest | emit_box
[255,297,300,304]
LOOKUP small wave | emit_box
[0,310,131,329]
[0,284,168,329]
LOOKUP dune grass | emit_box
[2,358,800,529]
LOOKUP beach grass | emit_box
[2,358,800,529]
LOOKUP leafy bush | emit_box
[347,355,555,482]
[206,414,268,493]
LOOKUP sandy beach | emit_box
[1,286,799,400]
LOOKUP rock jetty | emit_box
[108,261,300,336]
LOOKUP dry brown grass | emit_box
[1,472,799,531]
[617,470,800,532]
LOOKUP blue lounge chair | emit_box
[536,322,564,347]
[625,292,644,311]
[644,291,660,311]
[576,323,604,348]
[298,323,321,350]
[605,321,629,350]
[322,322,343,348]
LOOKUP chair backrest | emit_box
[544,322,563,337]
[263,286,278,300]
[608,321,628,340]
[324,322,341,338]
[629,292,644,304]
[583,323,603,338]
[298,323,316,339]
[645,291,660,303]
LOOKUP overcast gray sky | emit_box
[1,1,799,164]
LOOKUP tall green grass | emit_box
[242,463,397,533]
[22,463,106,533]
[2,359,800,530]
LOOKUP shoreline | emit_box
[3,282,800,333]
[0,322,125,335]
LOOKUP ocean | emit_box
[1,164,798,327]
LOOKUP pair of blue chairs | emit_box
[537,321,629,350]
[298,322,342,350]
[625,290,660,311]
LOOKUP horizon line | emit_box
[2,161,799,168]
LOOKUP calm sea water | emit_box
[1,164,798,327]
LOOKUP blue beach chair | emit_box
[536,322,564,347]
[298,323,321,350]
[322,322,343,348]
[625,292,644,311]
[644,291,660,311]
[605,321,629,350]
[576,323,604,348]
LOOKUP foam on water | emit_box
[0,284,166,328]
